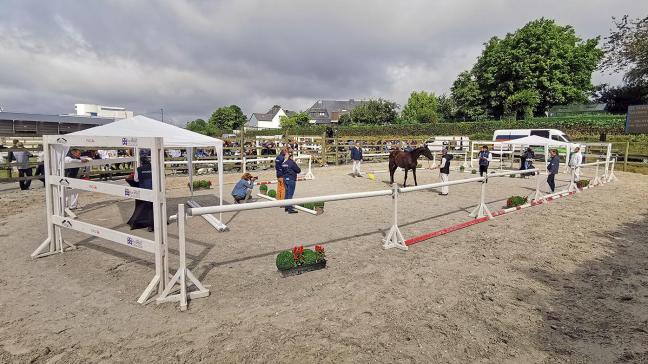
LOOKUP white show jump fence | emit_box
[32,135,214,311]
[174,157,615,309]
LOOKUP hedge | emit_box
[244,115,626,138]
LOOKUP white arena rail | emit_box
[167,157,614,309]
[164,154,314,179]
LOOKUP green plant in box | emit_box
[276,250,295,270]
[259,184,268,192]
[267,189,277,198]
[506,195,528,208]
[459,165,465,172]
[576,179,590,189]
[471,169,477,174]
[302,249,318,265]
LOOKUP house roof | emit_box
[0,111,115,125]
[249,106,294,123]
[306,99,366,124]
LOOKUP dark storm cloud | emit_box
[0,0,645,124]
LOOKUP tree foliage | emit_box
[593,83,648,114]
[436,93,458,121]
[208,105,247,130]
[451,18,603,119]
[342,99,398,124]
[279,112,310,129]
[602,16,648,85]
[186,118,220,136]
[401,91,439,123]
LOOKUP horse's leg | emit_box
[389,161,396,185]
[403,168,408,187]
[412,167,418,186]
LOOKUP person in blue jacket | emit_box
[281,152,301,214]
[546,149,560,193]
[275,147,290,200]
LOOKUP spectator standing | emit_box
[12,142,33,190]
[275,147,290,200]
[568,147,583,181]
[477,145,492,177]
[34,150,45,186]
[281,153,301,214]
[546,149,560,193]
[521,147,535,170]
[350,142,363,177]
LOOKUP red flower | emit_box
[292,245,304,261]
[315,245,324,254]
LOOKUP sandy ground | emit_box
[1,161,647,363]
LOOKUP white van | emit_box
[493,129,572,143]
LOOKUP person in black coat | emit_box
[281,153,301,214]
[127,152,154,231]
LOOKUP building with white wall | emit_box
[246,105,294,130]
[75,104,134,119]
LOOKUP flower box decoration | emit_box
[267,189,277,198]
[189,180,212,190]
[276,245,326,276]
[576,179,590,189]
[506,195,528,208]
[259,184,269,195]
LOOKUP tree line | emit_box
[188,16,647,134]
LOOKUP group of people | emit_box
[3,139,46,190]
[230,146,302,213]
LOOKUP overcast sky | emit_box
[0,0,646,125]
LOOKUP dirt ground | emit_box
[0,162,647,363]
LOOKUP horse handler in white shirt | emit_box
[569,147,583,181]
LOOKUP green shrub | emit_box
[506,196,528,208]
[268,189,277,198]
[459,165,465,172]
[259,184,268,192]
[471,169,477,174]
[276,251,295,270]
[576,179,590,188]
[191,180,212,189]
[314,201,324,209]
[510,174,516,178]
[301,202,315,210]
[302,249,318,265]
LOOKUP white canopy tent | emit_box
[70,115,224,205]
[498,135,576,171]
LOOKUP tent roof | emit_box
[498,135,571,147]
[70,115,222,148]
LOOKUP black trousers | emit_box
[520,157,527,170]
[18,168,32,190]
[479,165,488,177]
[35,164,45,185]
[547,173,556,192]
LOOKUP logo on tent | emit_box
[56,137,68,144]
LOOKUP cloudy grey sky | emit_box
[0,0,646,125]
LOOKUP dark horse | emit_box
[389,146,435,187]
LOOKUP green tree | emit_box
[505,89,541,120]
[186,118,220,136]
[208,105,247,130]
[401,91,439,123]
[345,99,398,124]
[279,112,310,129]
[453,18,603,118]
[450,71,487,120]
[593,83,648,113]
[436,93,457,121]
[602,16,648,85]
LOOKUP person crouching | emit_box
[232,173,257,203]
[281,153,301,213]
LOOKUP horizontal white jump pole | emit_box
[485,168,540,179]
[51,215,157,253]
[579,161,607,167]
[398,176,486,193]
[188,189,392,216]
[65,157,136,168]
[256,193,318,215]
[47,175,155,202]
[186,200,227,231]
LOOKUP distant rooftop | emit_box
[0,111,116,137]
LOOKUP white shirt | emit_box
[569,152,582,168]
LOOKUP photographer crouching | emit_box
[231,173,258,203]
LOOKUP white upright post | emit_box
[242,156,247,173]
[607,159,617,182]
[138,138,165,304]
[304,155,314,180]
[469,141,475,169]
[592,162,601,186]
[157,204,210,311]
[382,183,407,251]
[530,171,545,203]
[470,178,493,219]
[499,143,503,172]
